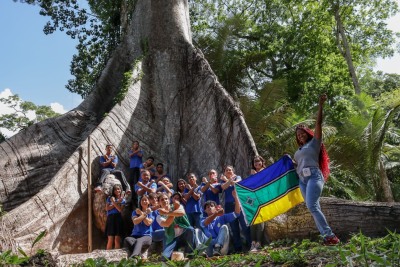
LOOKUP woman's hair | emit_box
[158,192,169,202]
[252,155,266,170]
[176,179,186,192]
[295,125,330,180]
[171,192,182,202]
[223,165,235,173]
[139,195,149,209]
[208,169,217,175]
[111,184,122,198]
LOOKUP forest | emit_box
[2,0,399,202]
[1,0,400,266]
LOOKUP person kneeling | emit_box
[201,190,241,256]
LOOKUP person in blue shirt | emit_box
[135,170,157,200]
[105,184,126,250]
[200,169,222,216]
[221,165,251,253]
[140,157,156,178]
[183,173,202,229]
[202,189,241,256]
[128,141,143,187]
[157,176,174,197]
[95,144,131,194]
[123,195,154,259]
[154,163,171,184]
[149,193,164,244]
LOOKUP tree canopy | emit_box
[11,0,400,202]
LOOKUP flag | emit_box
[235,155,304,225]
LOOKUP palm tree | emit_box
[330,98,400,202]
[363,102,400,202]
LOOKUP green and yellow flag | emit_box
[235,155,304,225]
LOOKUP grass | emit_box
[1,232,399,266]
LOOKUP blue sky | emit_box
[0,0,399,137]
[0,1,83,112]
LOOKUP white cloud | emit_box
[50,102,67,114]
[375,0,400,74]
[0,88,69,138]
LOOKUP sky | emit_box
[0,1,400,137]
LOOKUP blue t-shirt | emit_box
[106,196,126,216]
[131,210,154,237]
[184,186,202,213]
[294,137,321,178]
[100,154,118,170]
[201,182,221,205]
[151,210,163,232]
[129,149,143,168]
[139,163,156,177]
[201,212,238,239]
[135,181,157,195]
[223,176,242,204]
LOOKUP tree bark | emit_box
[379,159,394,202]
[266,197,400,240]
[0,0,257,254]
[333,3,361,95]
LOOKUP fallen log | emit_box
[265,197,400,241]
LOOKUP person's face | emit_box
[114,186,121,197]
[178,181,186,190]
[208,170,217,182]
[162,177,170,185]
[106,145,113,154]
[159,195,170,208]
[205,203,216,216]
[254,159,263,169]
[141,197,149,208]
[133,142,139,149]
[150,197,158,206]
[296,129,308,145]
[146,158,154,165]
[172,194,181,203]
[156,165,164,174]
[224,167,234,177]
[188,175,197,185]
[142,172,150,183]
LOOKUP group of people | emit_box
[96,94,340,260]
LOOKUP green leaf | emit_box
[32,230,47,248]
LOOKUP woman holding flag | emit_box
[294,93,339,246]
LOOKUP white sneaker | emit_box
[250,241,261,253]
[140,249,148,260]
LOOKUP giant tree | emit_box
[0,0,257,254]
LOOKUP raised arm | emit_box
[315,93,327,140]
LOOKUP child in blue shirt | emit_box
[123,195,154,259]
[105,184,126,250]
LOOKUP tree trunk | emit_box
[0,0,257,254]
[333,4,361,95]
[379,159,394,202]
[266,197,400,240]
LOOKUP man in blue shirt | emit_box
[201,190,241,256]
[95,144,131,194]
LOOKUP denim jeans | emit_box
[298,167,333,237]
[206,224,230,256]
[224,202,251,252]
